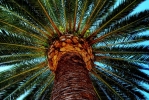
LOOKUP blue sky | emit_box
[133,0,149,12]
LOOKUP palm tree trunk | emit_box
[50,52,97,100]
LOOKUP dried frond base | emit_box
[48,34,94,71]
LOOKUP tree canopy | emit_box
[0,0,149,99]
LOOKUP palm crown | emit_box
[0,0,149,99]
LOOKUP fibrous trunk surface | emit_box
[50,53,97,100]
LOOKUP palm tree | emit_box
[0,0,149,99]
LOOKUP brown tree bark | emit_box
[50,52,98,100]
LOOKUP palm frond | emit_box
[91,64,147,99]
[91,70,124,99]
[88,0,144,40]
[32,73,54,100]
[81,0,117,37]
[2,67,48,99]
[37,0,62,36]
[0,19,47,43]
[11,0,53,37]
[0,61,46,85]
[76,0,95,32]
[90,10,149,44]
[95,58,149,83]
[0,30,42,47]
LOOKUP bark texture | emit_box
[50,53,97,100]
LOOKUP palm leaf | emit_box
[90,10,149,44]
[88,0,144,40]
[91,66,146,99]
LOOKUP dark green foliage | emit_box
[0,0,149,99]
